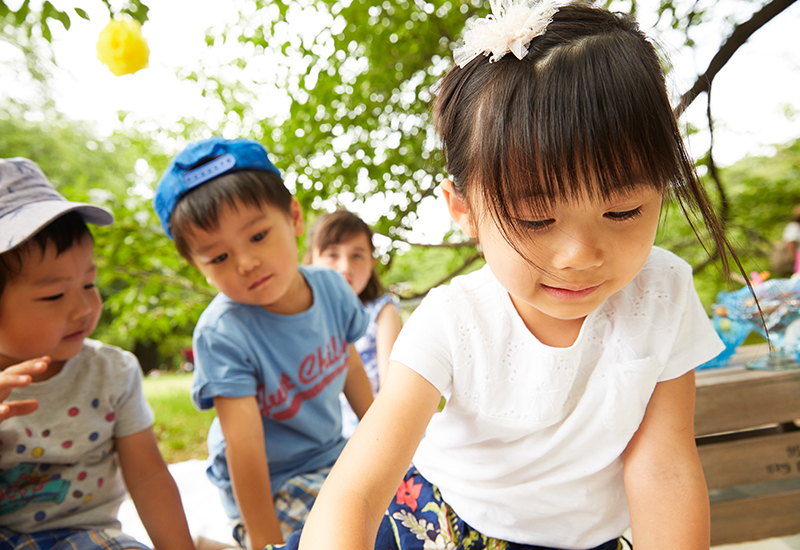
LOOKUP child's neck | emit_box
[30,360,66,382]
[509,294,586,348]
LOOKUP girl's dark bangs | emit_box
[483,33,679,221]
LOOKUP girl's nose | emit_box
[336,257,352,276]
[551,228,603,270]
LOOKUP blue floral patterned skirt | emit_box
[268,467,624,550]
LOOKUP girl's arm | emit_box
[374,303,402,387]
[300,360,441,550]
[214,395,285,549]
[116,427,195,550]
[343,343,374,419]
[623,370,710,549]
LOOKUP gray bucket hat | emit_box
[0,157,114,254]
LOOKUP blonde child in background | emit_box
[0,158,195,550]
[267,2,743,549]
[306,210,402,437]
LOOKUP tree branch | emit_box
[398,252,483,300]
[674,0,797,117]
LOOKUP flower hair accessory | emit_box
[453,0,559,68]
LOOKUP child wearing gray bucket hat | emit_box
[0,157,195,550]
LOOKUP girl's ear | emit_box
[441,179,477,238]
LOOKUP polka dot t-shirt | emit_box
[0,339,154,532]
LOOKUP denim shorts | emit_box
[0,527,151,550]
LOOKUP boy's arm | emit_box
[343,344,373,419]
[116,427,195,550]
[214,395,285,549]
[0,357,49,421]
[624,370,710,550]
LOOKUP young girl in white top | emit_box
[272,2,735,549]
[306,210,402,436]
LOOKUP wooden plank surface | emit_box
[699,430,800,489]
[710,490,800,545]
[695,345,800,436]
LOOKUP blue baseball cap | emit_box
[153,137,281,239]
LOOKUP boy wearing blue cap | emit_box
[0,158,195,550]
[153,138,373,549]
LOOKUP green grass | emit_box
[142,373,216,463]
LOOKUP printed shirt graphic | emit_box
[0,340,154,532]
[191,265,369,504]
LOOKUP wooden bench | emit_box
[695,344,800,545]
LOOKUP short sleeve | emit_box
[191,327,259,410]
[659,270,725,381]
[389,289,453,394]
[112,351,155,438]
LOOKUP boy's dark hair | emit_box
[305,210,384,303]
[434,3,732,274]
[170,170,293,262]
[0,212,91,298]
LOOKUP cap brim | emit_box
[0,201,114,254]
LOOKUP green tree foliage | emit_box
[1,0,797,367]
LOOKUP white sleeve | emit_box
[659,270,725,382]
[389,289,454,394]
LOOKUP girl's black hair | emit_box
[0,212,91,298]
[305,209,384,304]
[170,169,293,262]
[434,3,731,274]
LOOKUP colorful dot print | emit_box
[34,511,45,522]
[92,398,99,408]
[105,412,115,422]
[97,477,104,487]
[16,445,25,454]
[89,432,99,442]
[41,430,50,437]
[61,441,72,449]
[40,463,50,471]
[25,428,32,437]
[73,490,83,498]
[68,407,79,417]
[31,447,43,458]
[83,494,92,503]
[77,471,87,481]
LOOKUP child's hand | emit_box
[0,357,48,421]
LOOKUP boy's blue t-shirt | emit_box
[190,265,368,517]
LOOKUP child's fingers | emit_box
[0,399,39,422]
[3,357,49,377]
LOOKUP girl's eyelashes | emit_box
[251,231,267,242]
[83,283,96,290]
[518,218,555,232]
[604,206,643,221]
[516,206,643,231]
[41,293,64,301]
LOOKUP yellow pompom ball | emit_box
[96,17,149,76]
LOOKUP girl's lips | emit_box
[540,283,601,301]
